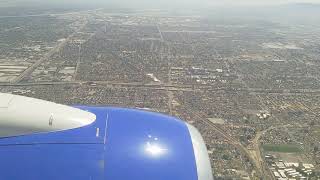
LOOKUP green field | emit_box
[263,144,302,153]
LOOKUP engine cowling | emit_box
[102,107,213,180]
[0,94,213,180]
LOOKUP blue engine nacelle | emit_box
[0,106,213,180]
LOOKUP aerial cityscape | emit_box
[0,3,320,179]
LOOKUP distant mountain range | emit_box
[278,3,320,13]
[254,3,320,25]
[285,3,320,8]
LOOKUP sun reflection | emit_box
[145,142,167,157]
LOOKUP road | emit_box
[5,80,320,95]
[0,9,101,19]
[249,126,275,179]
[11,20,88,83]
[180,102,263,178]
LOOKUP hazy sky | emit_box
[2,0,320,8]
[211,0,319,6]
[53,0,320,5]
[213,0,318,4]
[80,0,320,8]
[4,0,320,4]
[81,0,316,4]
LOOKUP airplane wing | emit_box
[0,93,213,180]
